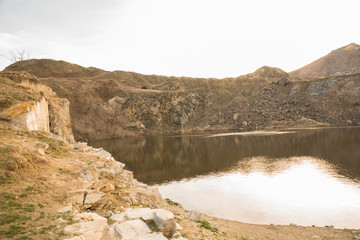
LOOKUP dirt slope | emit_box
[5,58,360,141]
[0,76,358,239]
[290,43,360,78]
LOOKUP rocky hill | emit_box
[5,56,360,141]
[290,43,360,78]
[1,64,357,239]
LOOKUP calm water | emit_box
[90,128,360,228]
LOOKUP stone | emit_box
[153,209,176,230]
[290,85,300,95]
[233,113,239,121]
[208,220,218,230]
[64,213,107,240]
[110,208,154,223]
[58,205,72,213]
[175,223,183,231]
[110,219,151,240]
[78,166,99,183]
[277,77,290,86]
[66,189,86,205]
[347,120,353,125]
[187,210,204,221]
[100,161,125,175]
[105,210,114,218]
[133,232,168,240]
[134,233,168,240]
[307,80,336,97]
[100,182,115,192]
[171,232,188,240]
[242,121,248,127]
[83,190,105,206]
[0,97,49,132]
[110,213,126,223]
[48,98,75,142]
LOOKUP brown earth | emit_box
[1,57,360,239]
[290,43,360,78]
[5,56,360,141]
[0,116,358,240]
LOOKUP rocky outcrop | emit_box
[48,98,74,142]
[0,97,49,132]
[0,75,75,141]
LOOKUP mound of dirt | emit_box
[290,43,360,78]
[6,59,105,78]
[253,66,289,78]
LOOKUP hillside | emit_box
[5,57,360,141]
[290,43,360,78]
[0,63,358,240]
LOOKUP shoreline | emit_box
[1,120,359,239]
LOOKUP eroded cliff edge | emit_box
[5,59,360,141]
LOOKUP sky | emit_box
[0,0,359,78]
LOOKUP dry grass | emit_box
[19,80,57,99]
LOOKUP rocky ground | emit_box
[0,74,358,239]
[5,56,360,142]
[1,119,359,240]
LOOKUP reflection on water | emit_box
[158,157,360,228]
[90,127,360,228]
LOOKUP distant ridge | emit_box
[290,43,360,78]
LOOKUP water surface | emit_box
[90,128,360,228]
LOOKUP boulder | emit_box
[187,210,204,221]
[134,232,168,240]
[66,189,87,205]
[64,213,107,240]
[83,190,105,207]
[109,219,151,240]
[48,98,75,142]
[153,209,176,234]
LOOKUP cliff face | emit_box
[4,54,360,141]
[0,97,49,132]
[0,72,75,142]
[48,98,74,142]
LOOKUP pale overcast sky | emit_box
[0,0,359,78]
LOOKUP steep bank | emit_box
[5,58,360,141]
[290,43,360,78]
[0,74,358,239]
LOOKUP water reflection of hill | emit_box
[90,128,360,184]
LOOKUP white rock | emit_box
[133,232,168,240]
[175,223,183,231]
[125,208,155,220]
[57,205,72,213]
[110,213,126,223]
[110,208,155,223]
[110,219,151,240]
[66,189,86,204]
[153,209,175,230]
[208,220,218,230]
[64,213,107,240]
[78,166,99,183]
[84,190,105,205]
[187,210,204,221]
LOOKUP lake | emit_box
[90,127,360,229]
